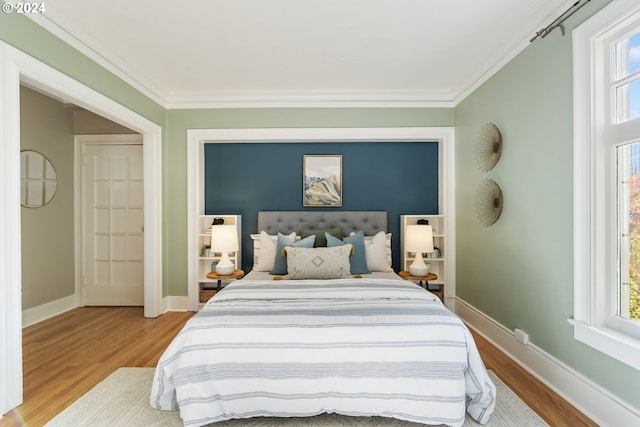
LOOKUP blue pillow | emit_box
[271,233,316,275]
[326,230,370,274]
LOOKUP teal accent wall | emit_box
[203,141,440,271]
[454,0,639,410]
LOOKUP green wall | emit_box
[164,108,454,296]
[20,86,75,310]
[454,0,640,410]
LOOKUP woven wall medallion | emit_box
[474,122,502,172]
[474,178,503,227]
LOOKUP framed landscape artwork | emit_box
[303,155,342,207]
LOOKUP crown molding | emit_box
[451,0,580,105]
[19,1,572,110]
[452,33,532,106]
[21,11,168,107]
[17,12,460,109]
[164,89,455,109]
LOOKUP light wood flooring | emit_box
[0,307,597,427]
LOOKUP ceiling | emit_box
[20,0,572,108]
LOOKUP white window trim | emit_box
[572,0,640,371]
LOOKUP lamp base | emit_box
[409,252,430,277]
[409,265,429,276]
[215,253,234,275]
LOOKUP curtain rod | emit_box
[530,0,591,43]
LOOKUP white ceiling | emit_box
[20,0,572,108]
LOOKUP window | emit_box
[572,0,640,370]
[615,31,640,335]
[614,32,640,124]
[617,142,640,329]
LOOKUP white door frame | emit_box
[0,42,163,416]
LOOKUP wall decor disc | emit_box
[474,178,503,227]
[474,122,502,172]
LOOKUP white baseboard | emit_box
[22,295,77,328]
[161,296,191,313]
[454,297,640,427]
[22,295,194,328]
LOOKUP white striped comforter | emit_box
[150,278,496,426]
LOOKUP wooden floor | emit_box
[0,307,597,427]
[470,331,597,427]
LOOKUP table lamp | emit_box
[405,224,434,276]
[211,224,238,275]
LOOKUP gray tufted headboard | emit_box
[257,211,387,236]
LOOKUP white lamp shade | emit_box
[405,225,434,253]
[406,225,434,277]
[210,225,239,253]
[211,225,238,275]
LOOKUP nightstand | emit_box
[206,269,244,291]
[398,271,443,301]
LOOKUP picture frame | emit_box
[303,155,342,207]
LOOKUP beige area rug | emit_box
[45,368,549,427]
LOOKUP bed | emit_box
[150,211,496,426]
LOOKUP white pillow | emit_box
[253,231,296,271]
[363,231,393,272]
[284,245,353,279]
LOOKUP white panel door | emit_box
[82,144,144,306]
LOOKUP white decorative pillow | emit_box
[363,231,393,272]
[284,245,353,279]
[253,231,296,272]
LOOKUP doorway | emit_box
[1,44,163,416]
[79,136,144,306]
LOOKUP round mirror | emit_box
[20,150,57,208]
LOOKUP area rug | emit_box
[45,368,549,427]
